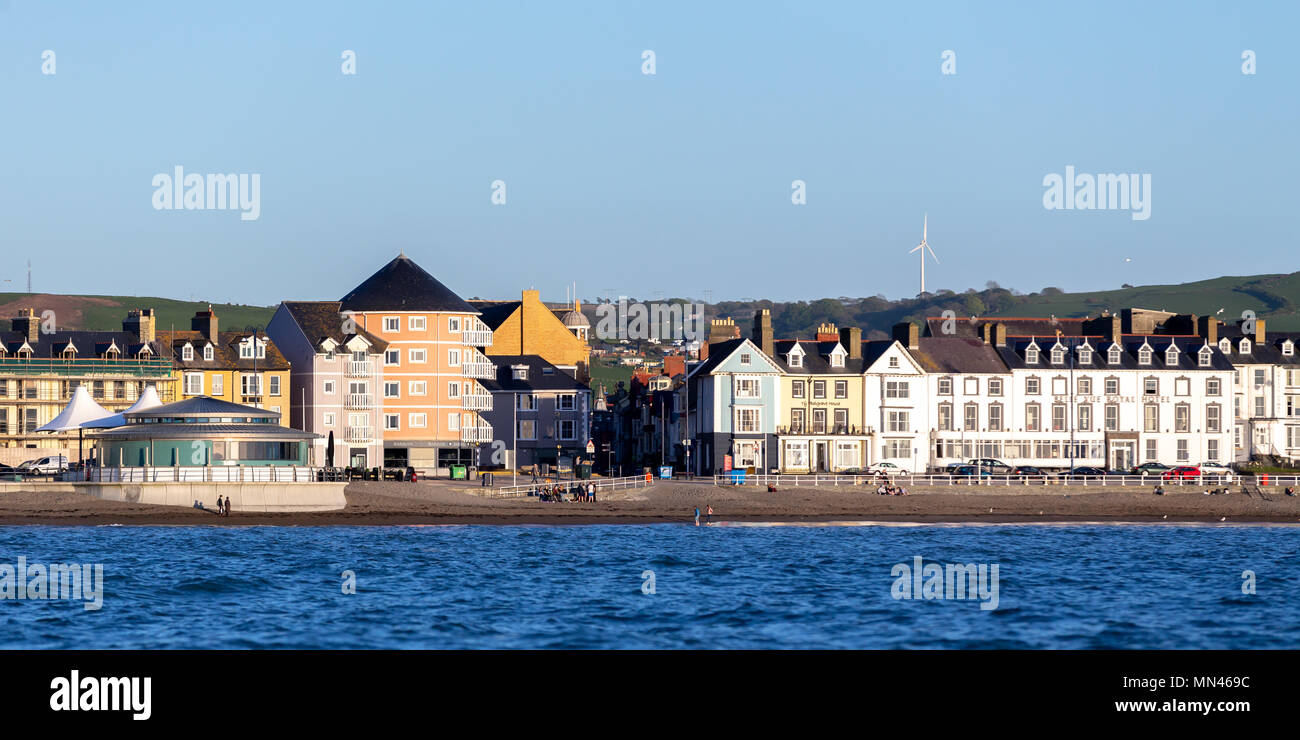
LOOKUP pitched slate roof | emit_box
[157,330,291,371]
[479,355,589,393]
[0,330,163,359]
[340,255,478,313]
[1211,327,1300,367]
[925,316,1090,339]
[995,334,1235,371]
[279,301,389,353]
[909,337,1010,374]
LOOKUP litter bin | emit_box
[450,465,467,480]
[576,463,592,480]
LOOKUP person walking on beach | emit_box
[706,505,713,524]
[694,507,700,527]
[216,495,224,515]
[224,497,232,516]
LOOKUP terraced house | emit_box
[335,254,496,474]
[0,308,174,453]
[158,309,291,418]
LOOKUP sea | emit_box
[1,522,1296,649]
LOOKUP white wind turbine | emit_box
[908,214,939,295]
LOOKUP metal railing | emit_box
[346,360,373,377]
[75,466,346,483]
[461,393,493,411]
[345,393,375,409]
[711,472,1294,487]
[486,473,653,498]
[461,349,495,379]
[344,426,374,443]
[463,318,494,347]
[460,423,493,442]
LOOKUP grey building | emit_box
[477,355,591,470]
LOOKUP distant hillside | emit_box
[587,272,1300,342]
[0,294,276,333]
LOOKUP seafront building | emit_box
[0,308,175,457]
[469,291,591,381]
[475,354,591,470]
[332,254,495,474]
[266,301,389,469]
[158,309,292,418]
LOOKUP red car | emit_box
[1162,466,1202,481]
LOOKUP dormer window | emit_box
[1108,346,1121,364]
[61,347,76,360]
[137,345,152,358]
[203,344,214,362]
[1025,345,1040,364]
[105,347,119,360]
[511,365,528,380]
[1078,345,1092,364]
[830,354,844,368]
[1165,345,1179,366]
[1239,338,1252,354]
[1138,346,1152,365]
[787,347,803,368]
[182,344,194,361]
[17,348,31,359]
[1219,338,1231,354]
[1198,346,1213,367]
[1050,346,1065,365]
[1284,341,1295,357]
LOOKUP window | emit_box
[383,317,399,332]
[791,380,805,399]
[1177,439,1189,462]
[1077,404,1091,431]
[203,344,214,362]
[735,377,760,398]
[558,420,576,439]
[785,440,808,468]
[409,349,427,363]
[1025,404,1040,432]
[1207,439,1220,462]
[834,380,848,399]
[448,317,461,333]
[1144,405,1159,432]
[1146,439,1158,462]
[988,378,1003,396]
[384,414,399,431]
[938,377,953,395]
[1138,347,1152,365]
[323,412,335,426]
[410,381,428,396]
[184,373,203,395]
[1026,346,1040,364]
[409,316,426,331]
[385,349,399,366]
[1254,368,1266,387]
[1104,377,1119,395]
[1025,377,1040,395]
[1207,405,1221,433]
[740,353,751,365]
[445,413,458,431]
[964,403,978,431]
[517,394,536,411]
[1050,346,1065,364]
[517,420,537,440]
[239,342,253,359]
[446,381,458,398]
[833,408,848,432]
[787,349,802,368]
[1199,348,1213,367]
[1165,346,1179,366]
[1255,396,1266,418]
[212,375,224,396]
[1219,338,1231,354]
[1175,377,1190,397]
[813,381,826,399]
[1052,404,1066,432]
[1207,378,1221,396]
[1240,339,1252,354]
[735,407,761,433]
[885,440,911,459]
[1104,403,1119,431]
[885,380,909,399]
[938,404,953,431]
[182,344,194,361]
[269,376,280,396]
[383,381,398,398]
[830,353,845,368]
[888,357,900,369]
[988,404,1003,432]
[812,409,826,434]
[1078,347,1092,364]
[447,349,460,366]
[888,411,909,433]
[1284,341,1295,357]
[324,380,336,394]
[1077,377,1091,396]
[558,394,576,410]
[408,413,427,429]
[1144,377,1158,396]
[241,374,263,397]
[1108,346,1121,364]
[790,409,805,433]
[834,441,859,469]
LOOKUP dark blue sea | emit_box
[1,523,1296,649]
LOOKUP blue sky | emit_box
[2,1,1296,306]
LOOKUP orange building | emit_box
[469,290,591,381]
[339,255,495,473]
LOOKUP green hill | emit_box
[0,293,276,333]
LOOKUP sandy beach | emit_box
[2,479,1300,525]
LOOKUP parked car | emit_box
[1197,462,1235,481]
[966,458,1012,474]
[1162,465,1203,481]
[865,462,905,476]
[20,455,69,475]
[1131,462,1172,476]
[1011,465,1044,476]
[951,465,993,477]
[1063,466,1108,478]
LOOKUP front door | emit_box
[1109,442,1134,472]
[350,448,368,469]
[816,442,828,472]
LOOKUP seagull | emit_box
[1124,257,1131,263]
[1220,517,1227,522]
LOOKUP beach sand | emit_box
[2,479,1299,525]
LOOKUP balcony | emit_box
[463,318,494,347]
[346,360,373,377]
[461,349,496,379]
[461,393,493,411]
[777,424,862,436]
[461,422,494,443]
[344,425,374,443]
[345,393,375,409]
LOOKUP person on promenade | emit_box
[694,507,700,526]
[530,464,538,483]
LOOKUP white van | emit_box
[20,455,69,474]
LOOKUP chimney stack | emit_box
[892,322,920,350]
[993,322,1007,348]
[123,308,156,344]
[839,327,862,359]
[12,308,40,343]
[1255,318,1266,345]
[191,308,218,343]
[815,322,839,342]
[752,309,774,358]
[1197,316,1219,345]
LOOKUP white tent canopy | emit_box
[36,386,112,432]
[82,385,163,429]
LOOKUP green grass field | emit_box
[587,359,635,393]
[0,293,277,332]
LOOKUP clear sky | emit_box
[2,1,1296,306]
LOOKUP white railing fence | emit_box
[71,466,346,483]
[712,473,1300,488]
[485,474,653,498]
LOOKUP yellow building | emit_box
[158,310,292,419]
[469,290,590,381]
